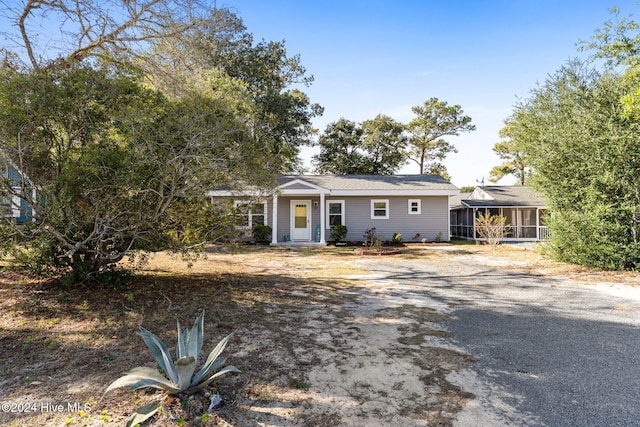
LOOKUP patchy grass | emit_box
[0,244,636,426]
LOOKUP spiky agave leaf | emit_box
[177,311,204,360]
[105,312,239,410]
[139,326,178,385]
[191,332,235,386]
[125,400,161,427]
[104,367,181,395]
[189,365,241,393]
[174,356,197,391]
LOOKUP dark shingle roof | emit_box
[462,186,546,207]
[279,174,457,191]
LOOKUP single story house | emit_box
[208,174,459,245]
[450,185,549,242]
[1,158,34,225]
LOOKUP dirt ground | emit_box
[0,243,638,426]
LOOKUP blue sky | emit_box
[226,0,639,186]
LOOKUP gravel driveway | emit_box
[357,248,640,427]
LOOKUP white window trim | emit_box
[408,199,421,215]
[326,200,345,226]
[233,200,268,228]
[371,199,389,220]
[11,194,20,218]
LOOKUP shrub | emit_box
[475,213,510,247]
[252,224,272,243]
[363,227,382,249]
[330,224,348,242]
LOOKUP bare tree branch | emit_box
[3,0,212,69]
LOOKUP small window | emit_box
[408,199,421,215]
[371,199,389,219]
[327,200,345,226]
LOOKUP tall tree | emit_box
[143,9,323,172]
[489,114,531,185]
[406,98,475,177]
[313,119,367,174]
[0,63,255,282]
[0,0,210,70]
[580,6,640,118]
[0,2,322,282]
[516,59,640,270]
[312,116,407,175]
[360,115,408,174]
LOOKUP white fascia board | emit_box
[462,204,546,209]
[278,178,328,192]
[329,189,458,197]
[206,190,264,197]
[279,188,330,195]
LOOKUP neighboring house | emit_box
[450,185,548,241]
[208,174,459,245]
[0,158,34,225]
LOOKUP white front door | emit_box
[290,200,311,241]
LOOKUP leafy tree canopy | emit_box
[313,99,475,180]
[0,1,321,282]
[406,98,475,178]
[312,115,407,175]
[512,58,640,270]
[0,63,261,282]
[489,113,532,185]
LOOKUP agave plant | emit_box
[104,311,239,425]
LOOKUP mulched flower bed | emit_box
[353,248,401,256]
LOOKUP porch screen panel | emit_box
[503,208,517,238]
[295,204,307,228]
[519,208,537,238]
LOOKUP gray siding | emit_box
[216,195,450,243]
[330,196,449,242]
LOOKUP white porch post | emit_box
[472,208,477,240]
[271,194,278,245]
[447,195,451,241]
[319,192,326,244]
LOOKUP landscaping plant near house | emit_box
[104,311,239,426]
[330,224,348,243]
[363,227,383,249]
[252,224,273,243]
[475,213,510,247]
[392,232,403,244]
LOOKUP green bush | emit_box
[330,224,348,242]
[252,224,272,242]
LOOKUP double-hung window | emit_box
[234,200,267,228]
[371,199,389,219]
[327,200,345,226]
